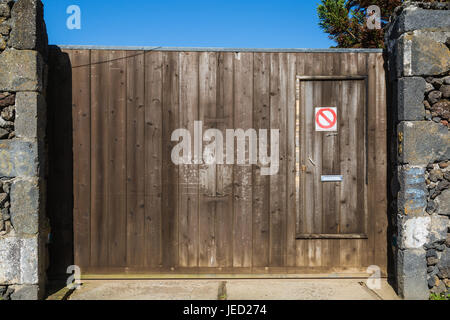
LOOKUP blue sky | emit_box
[42,0,335,48]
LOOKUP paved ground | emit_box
[65,279,400,300]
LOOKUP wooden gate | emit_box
[60,48,387,276]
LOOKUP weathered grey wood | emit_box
[199,52,218,267]
[356,53,369,268]
[320,80,340,234]
[215,52,235,268]
[178,52,200,268]
[126,51,145,266]
[144,51,163,267]
[71,50,91,268]
[252,52,270,267]
[68,49,387,274]
[90,50,110,267]
[161,52,179,268]
[371,53,388,273]
[286,53,297,267]
[269,53,284,266]
[339,53,363,267]
[327,52,344,267]
[295,53,307,267]
[107,50,127,267]
[233,52,253,268]
[319,53,339,268]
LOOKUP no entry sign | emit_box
[315,107,337,131]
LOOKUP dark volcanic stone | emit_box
[426,249,437,258]
[429,169,443,182]
[427,256,439,265]
[0,93,14,107]
[440,85,450,98]
[437,180,450,192]
[431,100,450,121]
[428,90,443,104]
[0,127,9,139]
[428,277,436,288]
[1,105,15,121]
[444,172,450,181]
[426,200,437,214]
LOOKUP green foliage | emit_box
[429,292,450,300]
[317,0,402,48]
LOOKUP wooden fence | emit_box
[48,48,387,276]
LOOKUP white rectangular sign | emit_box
[321,175,343,182]
[315,107,337,132]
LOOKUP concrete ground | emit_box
[65,279,400,300]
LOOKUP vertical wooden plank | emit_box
[90,50,110,267]
[300,73,322,269]
[178,52,200,268]
[357,53,368,233]
[344,53,360,233]
[199,52,218,267]
[279,53,288,267]
[307,239,322,267]
[338,53,353,267]
[320,53,339,268]
[216,52,234,268]
[161,51,180,268]
[72,50,91,268]
[233,52,253,268]
[339,53,360,267]
[252,52,270,267]
[329,52,344,268]
[367,53,377,270]
[144,51,163,267]
[295,52,308,267]
[286,53,297,267]
[301,53,315,236]
[269,53,287,266]
[374,53,388,273]
[311,53,325,236]
[338,57,354,267]
[269,53,280,266]
[338,53,350,233]
[311,80,323,236]
[126,51,145,266]
[321,56,338,235]
[107,50,127,267]
[356,53,368,268]
[312,51,327,245]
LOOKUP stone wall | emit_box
[0,0,48,300]
[385,1,450,300]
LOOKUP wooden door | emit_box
[297,77,368,239]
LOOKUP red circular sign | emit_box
[316,108,337,129]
